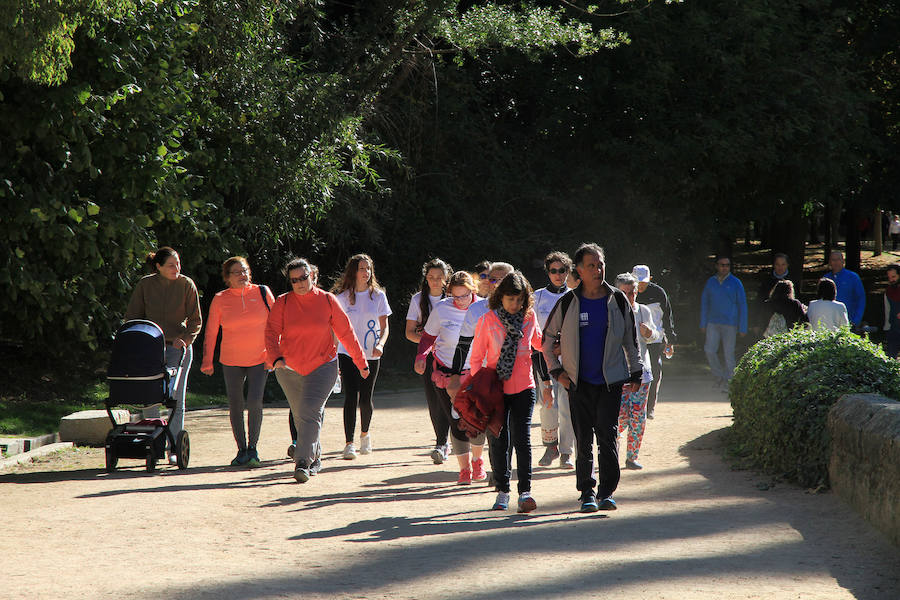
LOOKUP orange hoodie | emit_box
[202,284,275,370]
[265,287,367,376]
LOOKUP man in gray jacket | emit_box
[542,243,643,512]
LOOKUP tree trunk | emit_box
[824,202,833,260]
[874,207,883,256]
[846,202,862,272]
[787,203,807,292]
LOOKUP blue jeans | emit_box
[704,323,737,381]
[165,344,192,436]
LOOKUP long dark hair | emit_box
[331,253,383,305]
[417,258,452,326]
[488,271,534,314]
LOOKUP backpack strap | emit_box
[259,285,271,311]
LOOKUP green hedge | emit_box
[729,326,900,488]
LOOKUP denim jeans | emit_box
[704,323,737,381]
[164,344,192,436]
[488,387,536,494]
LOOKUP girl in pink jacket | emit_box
[467,271,542,513]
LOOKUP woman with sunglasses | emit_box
[331,254,392,459]
[532,251,575,469]
[473,260,493,298]
[125,246,202,465]
[201,257,275,468]
[266,257,368,483]
[414,271,487,484]
[405,258,453,464]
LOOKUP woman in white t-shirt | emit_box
[807,278,850,331]
[331,254,392,459]
[414,271,487,485]
[405,258,452,464]
[531,251,575,470]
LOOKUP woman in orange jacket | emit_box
[201,257,275,467]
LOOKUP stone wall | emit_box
[827,394,900,548]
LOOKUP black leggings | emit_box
[339,354,380,443]
[423,355,450,446]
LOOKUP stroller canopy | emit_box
[107,320,167,379]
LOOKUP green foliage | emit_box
[729,327,900,488]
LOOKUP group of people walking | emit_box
[125,243,678,515]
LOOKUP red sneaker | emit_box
[457,467,472,485]
[471,458,487,482]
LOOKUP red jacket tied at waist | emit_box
[452,367,505,438]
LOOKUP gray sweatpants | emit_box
[275,360,338,467]
[222,363,268,450]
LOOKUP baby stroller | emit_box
[104,319,190,472]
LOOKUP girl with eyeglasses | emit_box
[331,254,393,459]
[200,257,275,467]
[405,258,453,464]
[125,246,202,465]
[414,271,487,484]
[532,251,576,469]
[266,257,368,483]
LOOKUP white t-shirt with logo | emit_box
[533,286,570,330]
[335,288,392,360]
[405,291,443,324]
[423,297,471,370]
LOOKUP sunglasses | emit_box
[290,274,310,284]
[478,273,490,280]
[489,278,503,284]
[548,267,568,275]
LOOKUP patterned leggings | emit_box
[618,382,650,461]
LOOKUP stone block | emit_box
[827,394,900,548]
[59,410,130,446]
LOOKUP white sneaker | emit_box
[430,445,445,464]
[359,435,372,455]
[342,442,357,460]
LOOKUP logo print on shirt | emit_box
[364,319,378,350]
[580,312,589,327]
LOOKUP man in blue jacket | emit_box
[824,250,866,327]
[700,256,747,387]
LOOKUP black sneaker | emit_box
[231,448,249,467]
[580,494,599,513]
[294,462,310,483]
[247,447,261,468]
[598,496,617,510]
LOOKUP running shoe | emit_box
[580,494,599,513]
[247,447,260,468]
[518,492,537,513]
[359,435,372,455]
[287,442,296,459]
[342,442,357,460]
[560,454,575,469]
[492,491,510,510]
[471,457,487,482]
[538,445,560,467]
[457,467,472,485]
[231,448,249,467]
[598,497,617,510]
[294,462,310,483]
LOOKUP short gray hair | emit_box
[615,272,637,287]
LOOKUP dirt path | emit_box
[2,369,898,600]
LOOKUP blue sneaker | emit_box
[230,448,249,466]
[492,491,510,510]
[598,497,617,510]
[580,494,599,513]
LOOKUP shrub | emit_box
[728,326,900,488]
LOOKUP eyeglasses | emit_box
[229,268,249,276]
[290,274,310,284]
[548,267,568,275]
[478,273,490,280]
[451,292,470,301]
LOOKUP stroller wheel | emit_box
[105,448,118,472]
[146,451,157,473]
[176,430,190,469]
